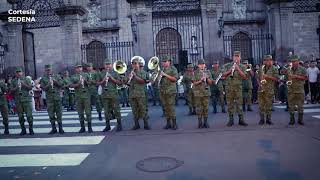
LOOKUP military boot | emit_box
[131,118,140,130]
[153,101,157,106]
[203,117,210,128]
[238,115,248,126]
[188,107,193,115]
[163,119,171,129]
[88,121,93,133]
[242,103,246,112]
[79,121,86,133]
[143,117,151,130]
[126,103,130,107]
[266,114,273,125]
[247,105,253,111]
[20,123,26,136]
[221,106,226,113]
[289,113,295,125]
[227,115,234,127]
[4,123,9,135]
[171,118,178,130]
[103,120,111,132]
[116,119,122,132]
[259,113,265,125]
[28,121,34,135]
[198,117,203,129]
[213,106,217,114]
[58,122,64,134]
[48,122,57,134]
[98,112,102,121]
[192,107,196,115]
[298,113,304,125]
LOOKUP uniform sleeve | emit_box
[273,67,280,79]
[171,67,179,80]
[40,78,46,88]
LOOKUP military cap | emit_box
[263,55,273,60]
[15,67,22,72]
[131,58,139,64]
[44,64,52,69]
[162,55,171,61]
[290,55,300,61]
[86,62,93,67]
[104,59,112,64]
[74,63,82,68]
[187,64,194,68]
[233,51,241,56]
[197,59,205,65]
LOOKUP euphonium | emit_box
[148,56,161,82]
[260,65,267,85]
[113,60,127,74]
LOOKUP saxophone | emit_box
[105,71,109,87]
[286,63,293,86]
[260,65,267,85]
[79,74,84,88]
[49,75,54,90]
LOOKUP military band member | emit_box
[62,71,75,111]
[257,55,279,125]
[242,60,254,112]
[210,61,226,113]
[10,67,34,135]
[70,64,92,133]
[85,63,103,120]
[40,64,65,134]
[126,58,150,130]
[182,63,196,115]
[287,55,308,125]
[140,61,149,115]
[0,80,9,134]
[159,56,179,130]
[192,59,214,128]
[222,51,248,127]
[98,60,122,132]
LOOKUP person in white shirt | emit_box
[307,61,320,104]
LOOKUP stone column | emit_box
[267,0,294,62]
[55,6,86,69]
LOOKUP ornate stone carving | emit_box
[232,0,246,19]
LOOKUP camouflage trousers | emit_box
[76,97,91,122]
[90,93,102,113]
[102,97,121,121]
[194,96,210,118]
[130,97,147,120]
[0,102,9,126]
[226,88,243,116]
[47,98,62,123]
[64,90,75,109]
[187,90,195,108]
[160,92,176,119]
[16,101,33,125]
[288,93,304,113]
[258,91,273,116]
[211,90,225,109]
[243,88,252,105]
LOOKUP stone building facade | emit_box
[0,0,319,77]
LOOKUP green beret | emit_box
[74,63,82,68]
[86,62,93,67]
[187,64,193,68]
[197,59,205,65]
[263,55,273,60]
[290,55,300,61]
[104,59,112,64]
[162,55,171,61]
[44,64,52,69]
[233,51,241,56]
[15,67,22,72]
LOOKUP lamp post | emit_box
[218,16,224,38]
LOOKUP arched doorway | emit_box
[86,41,106,69]
[231,32,252,62]
[156,28,182,65]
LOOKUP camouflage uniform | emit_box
[87,68,103,120]
[242,61,253,111]
[210,67,226,113]
[160,62,179,130]
[40,65,64,134]
[0,81,9,134]
[182,65,196,115]
[10,67,34,135]
[70,65,92,133]
[62,72,75,111]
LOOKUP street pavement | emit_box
[0,101,320,180]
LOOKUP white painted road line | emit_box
[28,109,132,115]
[274,104,320,109]
[0,119,117,126]
[1,126,115,134]
[304,109,320,113]
[0,153,90,167]
[0,136,105,147]
[312,115,320,119]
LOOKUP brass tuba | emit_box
[113,60,127,74]
[148,56,161,82]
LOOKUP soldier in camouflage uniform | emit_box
[10,67,34,135]
[151,77,160,106]
[159,56,179,130]
[182,63,196,115]
[287,55,308,125]
[0,80,9,134]
[62,71,75,111]
[242,60,254,112]
[85,63,102,120]
[140,61,149,115]
[257,55,279,125]
[98,60,122,131]
[70,64,92,133]
[40,64,65,134]
[126,57,150,130]
[210,61,226,113]
[222,51,248,127]
[192,59,213,128]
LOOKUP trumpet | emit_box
[286,63,293,86]
[17,78,21,91]
[230,63,236,77]
[79,74,84,88]
[260,65,267,85]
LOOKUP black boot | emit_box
[126,103,130,107]
[247,105,253,111]
[163,119,171,129]
[203,117,210,128]
[98,112,102,121]
[221,106,226,113]
[266,114,273,125]
[103,120,111,132]
[116,119,122,131]
[48,122,57,134]
[171,118,178,130]
[29,121,34,135]
[213,106,217,114]
[242,103,246,112]
[131,118,140,130]
[259,113,265,125]
[188,107,193,115]
[153,101,157,106]
[289,113,295,125]
[58,122,64,134]
[143,117,151,130]
[198,118,203,129]
[298,113,304,125]
[88,121,93,133]
[238,115,248,126]
[192,108,196,115]
[4,124,9,135]
[79,121,86,133]
[20,123,26,136]
[227,115,234,127]
[122,103,125,107]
